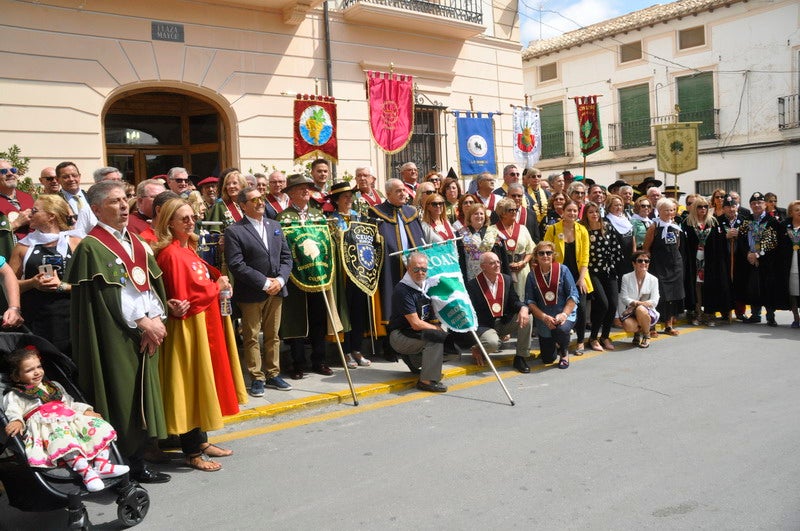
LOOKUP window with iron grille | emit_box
[695,178,740,197]
[386,106,442,178]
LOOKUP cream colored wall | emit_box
[0,0,523,187]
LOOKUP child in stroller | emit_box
[3,345,129,491]
[0,333,150,529]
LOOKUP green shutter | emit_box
[619,84,651,148]
[677,72,715,139]
[540,101,564,158]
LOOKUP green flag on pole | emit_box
[282,222,334,292]
[405,240,477,333]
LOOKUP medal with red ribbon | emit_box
[476,272,505,317]
[533,262,560,306]
[498,222,521,252]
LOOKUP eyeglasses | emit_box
[640,204,652,209]
[0,168,18,176]
[696,205,709,209]
[508,172,520,177]
[422,190,436,196]
[572,191,586,196]
[536,250,554,256]
[505,208,519,213]
[178,215,197,223]
[462,200,475,206]
[430,202,445,207]
[246,197,264,205]
[411,266,427,273]
[42,176,57,181]
[635,259,651,264]
[172,178,189,184]
[428,178,440,182]
[30,207,40,214]
[509,194,523,198]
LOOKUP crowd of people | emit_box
[1,155,799,485]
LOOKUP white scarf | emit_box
[399,270,427,293]
[631,213,652,227]
[606,212,632,235]
[654,217,682,240]
[17,230,80,274]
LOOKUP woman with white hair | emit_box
[643,197,685,336]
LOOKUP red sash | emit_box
[480,193,496,211]
[533,262,560,306]
[225,200,243,222]
[88,226,152,292]
[516,207,528,227]
[476,272,505,317]
[265,194,286,214]
[498,222,521,252]
[360,189,383,206]
[433,221,455,240]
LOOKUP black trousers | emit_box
[589,271,619,340]
[342,280,368,353]
[289,291,327,368]
[179,428,208,456]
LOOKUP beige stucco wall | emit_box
[0,0,524,186]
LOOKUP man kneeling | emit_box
[466,252,533,373]
[388,252,448,393]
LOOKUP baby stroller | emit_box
[0,331,150,529]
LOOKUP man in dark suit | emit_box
[466,252,532,373]
[224,186,293,397]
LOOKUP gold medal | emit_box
[491,303,502,314]
[131,266,147,286]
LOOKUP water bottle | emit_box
[219,289,232,316]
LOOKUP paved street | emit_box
[2,321,799,530]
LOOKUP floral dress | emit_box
[2,380,117,468]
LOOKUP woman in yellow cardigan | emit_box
[543,200,593,353]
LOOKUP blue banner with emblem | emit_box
[456,112,496,176]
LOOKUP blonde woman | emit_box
[206,170,247,230]
[484,198,534,300]
[420,193,456,243]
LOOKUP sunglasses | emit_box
[422,190,436,195]
[0,167,19,175]
[508,172,520,177]
[172,178,190,184]
[505,208,519,213]
[536,250,554,256]
[640,204,652,208]
[246,197,264,205]
[411,267,428,273]
[178,215,198,223]
[696,205,709,209]
[636,259,651,264]
[462,200,475,205]
[509,194,524,198]
[430,202,445,207]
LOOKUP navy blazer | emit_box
[223,216,293,303]
[466,273,524,331]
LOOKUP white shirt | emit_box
[244,215,285,291]
[96,221,164,328]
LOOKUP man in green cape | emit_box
[65,180,170,483]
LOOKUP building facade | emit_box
[522,0,800,201]
[0,0,523,187]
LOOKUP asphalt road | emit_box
[2,322,799,530]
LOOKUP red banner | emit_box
[574,95,603,157]
[293,95,338,164]
[367,71,414,154]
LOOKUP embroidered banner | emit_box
[574,95,604,156]
[294,95,338,164]
[366,70,414,154]
[512,106,541,168]
[654,122,699,175]
[456,111,496,176]
[404,240,477,333]
[339,220,384,296]
[282,222,334,292]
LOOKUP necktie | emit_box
[75,194,84,212]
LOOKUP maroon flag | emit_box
[367,71,414,154]
[574,95,603,156]
[294,95,338,164]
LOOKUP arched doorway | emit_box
[104,90,229,184]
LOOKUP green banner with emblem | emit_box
[282,222,334,292]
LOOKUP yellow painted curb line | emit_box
[222,321,699,427]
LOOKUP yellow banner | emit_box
[654,122,699,175]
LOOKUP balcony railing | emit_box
[341,0,483,24]
[608,108,719,151]
[778,94,800,130]
[540,130,574,159]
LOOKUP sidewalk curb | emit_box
[222,325,660,426]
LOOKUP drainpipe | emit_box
[323,1,336,179]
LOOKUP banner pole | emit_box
[470,330,515,406]
[321,289,359,406]
[366,295,377,358]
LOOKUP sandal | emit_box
[558,356,570,369]
[573,343,585,356]
[200,443,233,458]
[186,453,222,472]
[601,338,615,351]
[589,340,604,352]
[664,327,680,336]
[353,352,371,367]
[631,333,641,347]
[344,353,358,369]
[639,337,650,348]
